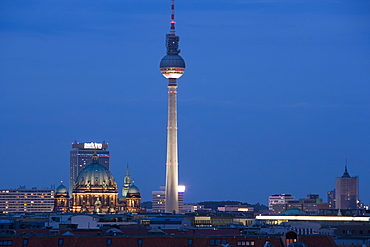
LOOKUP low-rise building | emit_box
[152,186,185,213]
[218,205,254,212]
[269,194,295,212]
[0,187,54,213]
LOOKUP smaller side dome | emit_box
[55,184,68,194]
[128,184,140,194]
[55,184,69,198]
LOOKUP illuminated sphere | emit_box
[160,54,186,79]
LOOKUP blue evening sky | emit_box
[1,0,370,205]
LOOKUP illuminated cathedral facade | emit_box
[54,153,141,214]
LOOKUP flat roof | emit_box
[256,215,370,222]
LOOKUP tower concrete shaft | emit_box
[165,78,179,213]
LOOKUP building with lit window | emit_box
[268,194,295,212]
[152,186,185,213]
[335,166,359,209]
[327,189,336,208]
[70,141,109,191]
[0,187,55,213]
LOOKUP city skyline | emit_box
[1,0,370,205]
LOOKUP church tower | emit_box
[122,165,131,197]
[118,165,141,213]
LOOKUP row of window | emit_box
[0,238,256,246]
[0,241,12,246]
[0,192,52,194]
[237,240,255,246]
[105,238,196,246]
[0,196,52,199]
[3,209,53,212]
[0,202,53,204]
[21,238,62,246]
[106,238,143,246]
[210,239,227,246]
[343,229,370,235]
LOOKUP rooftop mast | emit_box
[170,0,176,33]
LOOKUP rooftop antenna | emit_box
[342,158,350,177]
[163,0,181,56]
[170,0,176,34]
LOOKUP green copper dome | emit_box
[56,184,68,194]
[74,161,116,189]
[55,183,69,198]
[128,184,140,194]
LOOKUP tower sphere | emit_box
[160,54,186,79]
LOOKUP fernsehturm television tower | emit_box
[159,0,186,214]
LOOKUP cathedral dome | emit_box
[55,183,69,198]
[128,184,140,194]
[74,160,116,190]
[56,184,68,194]
[71,154,118,214]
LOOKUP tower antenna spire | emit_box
[170,0,176,33]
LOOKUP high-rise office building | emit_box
[69,141,109,191]
[335,166,359,209]
[159,0,186,214]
